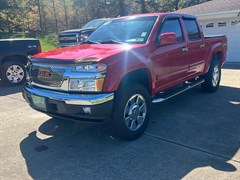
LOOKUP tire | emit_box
[0,59,26,86]
[201,57,221,93]
[112,83,151,140]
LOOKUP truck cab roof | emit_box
[113,12,196,20]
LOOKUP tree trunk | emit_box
[174,0,180,10]
[52,0,58,33]
[118,0,125,16]
[41,3,47,34]
[36,0,42,33]
[140,0,147,13]
[62,0,68,29]
[7,13,11,33]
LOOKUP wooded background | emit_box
[0,0,210,36]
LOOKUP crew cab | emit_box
[22,13,227,140]
[0,38,41,85]
[57,18,107,47]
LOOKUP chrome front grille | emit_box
[58,34,78,43]
[30,65,65,87]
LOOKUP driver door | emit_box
[151,17,190,92]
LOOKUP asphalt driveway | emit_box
[0,65,239,180]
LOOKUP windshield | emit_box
[82,19,106,29]
[86,16,157,44]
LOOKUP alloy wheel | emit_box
[6,65,25,83]
[124,94,147,131]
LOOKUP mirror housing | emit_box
[159,32,177,46]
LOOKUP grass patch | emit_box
[38,34,58,52]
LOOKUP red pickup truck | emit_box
[22,13,227,140]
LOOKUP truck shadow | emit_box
[222,63,240,70]
[20,85,240,179]
[0,81,23,96]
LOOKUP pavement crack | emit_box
[144,133,240,163]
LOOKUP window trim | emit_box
[156,16,185,47]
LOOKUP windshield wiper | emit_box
[100,39,124,44]
[82,40,100,44]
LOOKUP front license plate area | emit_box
[31,95,46,111]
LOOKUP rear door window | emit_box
[183,19,201,40]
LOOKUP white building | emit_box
[176,0,240,63]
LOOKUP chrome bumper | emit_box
[23,84,114,106]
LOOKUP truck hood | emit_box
[33,44,145,63]
[58,28,95,34]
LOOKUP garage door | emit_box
[202,19,240,63]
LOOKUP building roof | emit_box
[176,0,240,15]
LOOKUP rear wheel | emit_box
[1,59,26,86]
[112,83,151,140]
[201,57,221,93]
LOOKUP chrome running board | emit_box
[152,79,205,103]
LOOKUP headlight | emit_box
[69,78,104,92]
[70,63,107,91]
[72,63,107,72]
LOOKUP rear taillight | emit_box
[38,45,42,53]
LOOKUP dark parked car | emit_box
[0,38,41,85]
[57,18,107,47]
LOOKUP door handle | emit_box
[182,47,189,52]
[200,43,205,48]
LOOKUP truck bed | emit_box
[204,35,227,65]
[204,35,226,39]
[0,38,41,58]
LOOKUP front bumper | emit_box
[22,84,114,122]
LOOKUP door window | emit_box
[158,19,184,43]
[183,19,201,40]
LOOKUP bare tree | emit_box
[62,0,68,29]
[173,0,180,10]
[0,0,212,35]
[52,0,58,33]
[118,0,126,16]
[139,0,147,13]
[36,0,43,32]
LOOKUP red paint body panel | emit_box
[32,13,227,97]
[33,44,145,61]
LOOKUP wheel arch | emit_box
[118,68,152,95]
[204,47,223,74]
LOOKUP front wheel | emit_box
[112,83,151,140]
[201,58,221,93]
[1,60,26,86]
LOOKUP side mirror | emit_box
[159,32,177,46]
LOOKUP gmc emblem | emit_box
[38,71,52,77]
